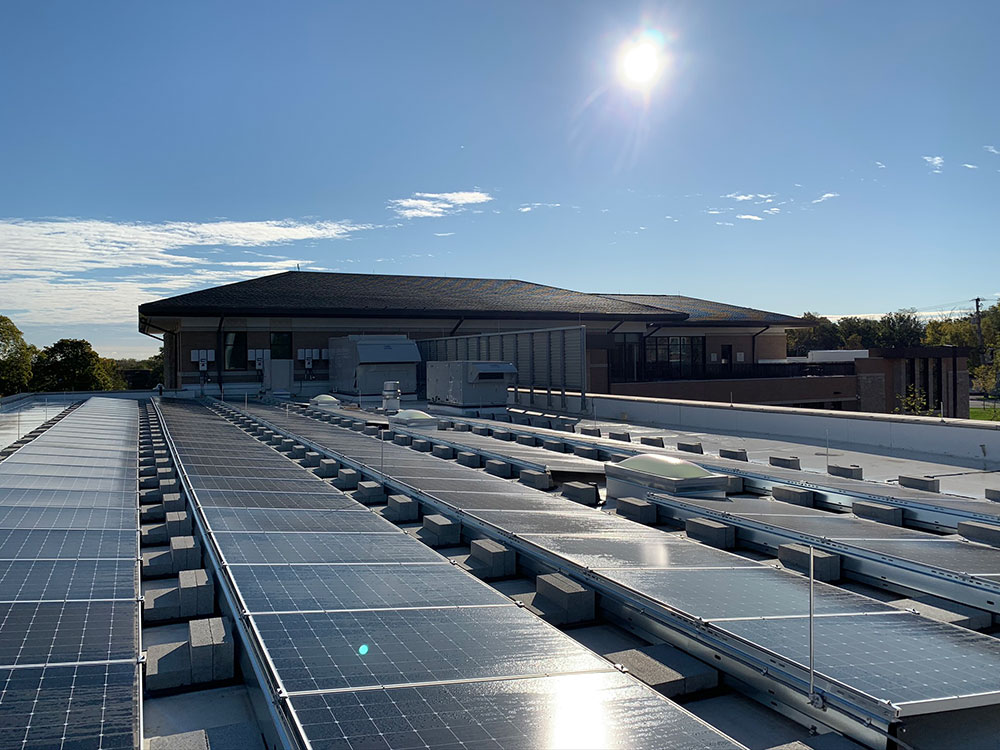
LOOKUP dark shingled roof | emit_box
[602,294,805,326]
[139,271,686,321]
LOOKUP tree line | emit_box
[0,315,163,397]
[787,304,1000,394]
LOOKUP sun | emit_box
[617,31,666,92]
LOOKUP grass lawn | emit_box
[970,407,1000,421]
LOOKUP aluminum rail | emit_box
[153,399,302,750]
[643,491,1000,615]
[219,400,944,744]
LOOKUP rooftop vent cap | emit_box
[617,454,714,480]
[310,394,341,406]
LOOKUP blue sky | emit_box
[1,1,998,357]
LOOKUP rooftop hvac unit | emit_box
[328,335,421,398]
[426,360,517,408]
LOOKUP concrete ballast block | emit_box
[957,521,1000,548]
[421,514,460,547]
[169,536,201,572]
[770,456,801,470]
[354,480,385,504]
[145,641,192,691]
[392,434,412,446]
[719,448,748,461]
[580,426,602,437]
[387,495,418,522]
[333,468,359,490]
[456,451,481,468]
[411,439,432,452]
[829,464,864,480]
[470,538,516,579]
[179,568,214,617]
[316,458,339,478]
[899,475,941,493]
[542,439,566,453]
[363,425,379,436]
[608,431,631,442]
[677,441,703,454]
[278,438,295,452]
[535,573,594,624]
[143,585,180,623]
[302,451,320,467]
[573,445,600,460]
[485,460,512,478]
[515,434,537,447]
[188,618,215,684]
[210,617,234,680]
[616,496,656,524]
[493,430,513,441]
[686,517,735,549]
[471,426,490,436]
[454,423,470,432]
[290,444,306,459]
[853,501,903,526]
[985,488,1000,502]
[606,644,718,697]
[431,444,455,460]
[772,485,814,507]
[562,481,598,506]
[519,469,552,490]
[778,543,841,581]
[165,510,192,537]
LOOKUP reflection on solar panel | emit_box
[520,533,761,570]
[242,401,1000,723]
[0,397,139,749]
[159,399,745,750]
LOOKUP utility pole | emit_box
[974,297,985,358]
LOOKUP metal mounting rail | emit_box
[218,399,923,741]
[644,491,1000,615]
[153,399,302,750]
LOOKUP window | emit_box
[270,332,292,360]
[223,332,247,370]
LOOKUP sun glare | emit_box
[621,41,660,87]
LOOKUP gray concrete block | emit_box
[145,641,192,691]
[957,521,1000,547]
[677,440,703,454]
[686,517,735,549]
[157,465,176,480]
[179,568,214,617]
[719,447,748,461]
[386,494,418,522]
[542,439,566,453]
[606,643,718,697]
[493,430,513,441]
[608,431,631,442]
[852,501,903,526]
[436,420,452,430]
[454,423,470,432]
[456,451,481,468]
[290,444,306,459]
[316,458,339,478]
[278,438,296,452]
[354,480,385,504]
[210,617,234,680]
[899,475,940,492]
[638,436,664,447]
[772,485,814,507]
[350,421,365,431]
[431,444,455,460]
[411,439,432,452]
[519,469,552,490]
[470,538,516,579]
[141,523,168,546]
[379,430,394,441]
[986,488,1000,502]
[266,432,282,444]
[778,543,840,581]
[485,459,512,478]
[363,425,379,436]
[302,451,321,467]
[829,464,864,480]
[562,481,598,506]
[616,496,657,524]
[422,514,460,546]
[725,475,744,494]
[188,617,215,684]
[515,434,538,447]
[149,730,210,750]
[170,536,201,572]
[471,425,491,436]
[536,573,594,624]
[142,547,174,579]
[166,510,192,537]
[770,455,801,470]
[143,585,180,623]
[333,468,359,490]
[141,503,166,523]
[392,434,412,446]
[572,445,600,460]
[580,426,602,437]
[158,478,180,497]
[162,493,186,513]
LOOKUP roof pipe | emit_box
[750,325,770,364]
[216,317,225,399]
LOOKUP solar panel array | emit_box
[158,400,745,750]
[244,402,1000,720]
[0,397,139,750]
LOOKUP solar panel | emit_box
[0,662,137,750]
[253,606,610,693]
[202,507,387,533]
[845,539,1000,576]
[733,514,931,541]
[0,559,136,602]
[602,567,898,621]
[233,563,509,613]
[195,489,359,510]
[719,612,1000,708]
[290,671,744,750]
[521,533,760,570]
[0,529,136,560]
[0,488,135,509]
[217,531,444,565]
[0,505,136,531]
[670,495,826,517]
[0,600,137,666]
[468,509,637,536]
[429,490,572,511]
[0,475,133,492]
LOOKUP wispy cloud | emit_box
[736,214,763,221]
[962,163,978,169]
[517,206,532,213]
[763,207,781,215]
[875,161,886,169]
[984,145,1000,155]
[388,190,492,219]
[811,192,840,204]
[715,221,734,226]
[922,155,944,173]
[518,202,560,213]
[724,193,755,201]
[433,232,455,237]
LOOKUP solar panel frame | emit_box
[217,531,446,565]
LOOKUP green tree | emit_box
[787,313,841,356]
[923,316,981,365]
[835,317,879,350]
[0,316,33,396]
[30,339,114,392]
[876,310,925,349]
[894,384,932,415]
[98,358,128,390]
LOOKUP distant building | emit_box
[137,271,969,416]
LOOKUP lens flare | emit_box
[357,644,369,656]
[617,29,668,92]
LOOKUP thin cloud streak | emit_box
[388,190,492,219]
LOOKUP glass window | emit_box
[270,331,293,360]
[224,332,247,370]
